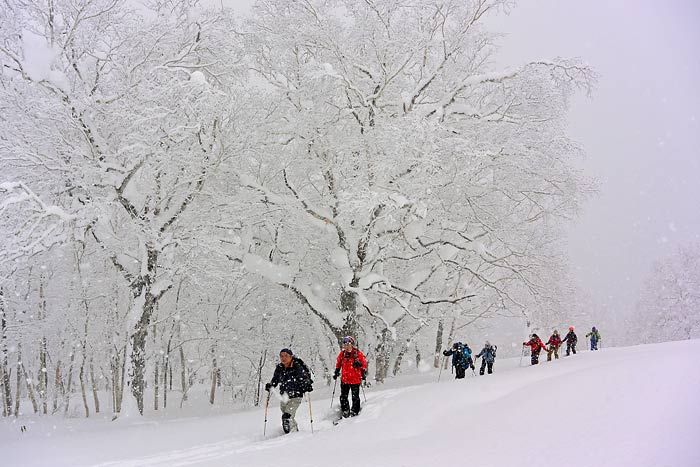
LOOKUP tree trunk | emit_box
[169,361,173,391]
[118,245,167,417]
[254,349,266,407]
[1,291,13,416]
[434,319,444,368]
[79,314,90,417]
[209,346,218,405]
[374,328,392,383]
[209,361,217,405]
[90,361,100,414]
[163,342,171,409]
[393,325,424,376]
[53,361,62,413]
[14,344,22,416]
[38,277,48,414]
[111,355,118,416]
[443,318,457,370]
[79,361,90,417]
[0,361,6,417]
[179,346,188,405]
[64,349,75,415]
[118,345,127,414]
[154,361,160,411]
[130,289,156,415]
[38,338,48,415]
[19,360,40,414]
[340,287,359,341]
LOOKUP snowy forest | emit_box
[0,0,696,423]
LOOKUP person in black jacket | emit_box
[265,348,313,433]
[562,327,578,356]
[442,342,474,379]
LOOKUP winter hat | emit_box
[592,326,597,331]
[280,348,293,356]
[342,336,355,345]
[532,333,539,338]
[569,326,575,331]
[553,330,559,335]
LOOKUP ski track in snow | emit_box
[89,386,416,466]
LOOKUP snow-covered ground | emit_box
[2,340,699,467]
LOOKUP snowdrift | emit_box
[2,340,699,467]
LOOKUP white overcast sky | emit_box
[221,0,700,322]
[488,0,700,320]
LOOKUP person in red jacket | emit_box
[523,334,547,365]
[333,336,367,418]
[546,330,562,361]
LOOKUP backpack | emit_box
[462,344,472,360]
[296,358,314,392]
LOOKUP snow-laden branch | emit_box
[0,182,76,263]
[237,252,345,334]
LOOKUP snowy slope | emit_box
[2,340,699,467]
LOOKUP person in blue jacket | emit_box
[442,342,474,379]
[475,341,497,375]
[586,326,601,350]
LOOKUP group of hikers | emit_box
[523,326,602,365]
[442,341,497,379]
[264,336,366,434]
[444,326,602,379]
[264,327,601,434]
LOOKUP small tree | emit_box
[634,244,700,343]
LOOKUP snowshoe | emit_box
[282,413,291,434]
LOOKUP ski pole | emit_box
[519,346,525,367]
[330,378,338,408]
[263,389,271,438]
[361,383,367,403]
[438,355,446,382]
[307,392,314,434]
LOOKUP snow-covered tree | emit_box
[0,0,248,415]
[1,0,597,418]
[228,0,595,374]
[633,244,700,343]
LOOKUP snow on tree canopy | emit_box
[190,71,207,85]
[20,31,70,93]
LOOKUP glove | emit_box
[333,368,340,380]
[361,370,367,381]
[352,360,362,369]
[442,350,449,356]
[265,382,272,392]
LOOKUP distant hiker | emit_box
[523,334,547,365]
[333,336,367,418]
[443,341,475,379]
[265,348,314,434]
[562,327,578,356]
[586,327,601,350]
[475,341,497,375]
[547,330,562,361]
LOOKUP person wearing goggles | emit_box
[333,336,367,418]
